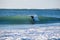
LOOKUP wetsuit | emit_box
[31,16,35,24]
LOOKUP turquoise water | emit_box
[0,9,60,28]
[0,9,60,40]
[0,9,60,24]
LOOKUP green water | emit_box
[0,16,60,24]
[0,16,33,24]
[38,16,60,23]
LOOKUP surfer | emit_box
[30,15,39,24]
[30,16,35,24]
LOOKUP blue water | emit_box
[0,9,60,40]
[0,24,60,40]
[0,9,60,18]
[0,9,60,28]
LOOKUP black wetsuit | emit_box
[30,16,35,24]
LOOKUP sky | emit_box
[0,0,60,9]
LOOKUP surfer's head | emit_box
[31,16,34,18]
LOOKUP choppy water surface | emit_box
[0,23,60,40]
[0,27,60,40]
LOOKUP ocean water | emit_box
[0,9,60,40]
[0,9,60,18]
[0,9,60,24]
[0,24,60,40]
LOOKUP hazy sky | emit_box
[0,0,60,9]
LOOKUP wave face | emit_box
[0,9,60,24]
[0,16,60,24]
